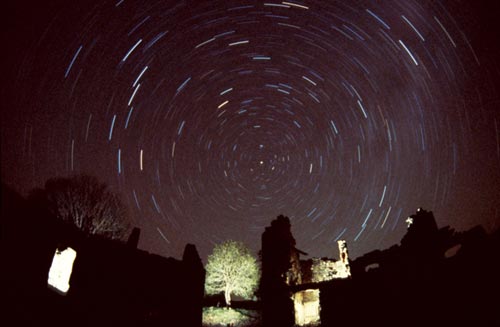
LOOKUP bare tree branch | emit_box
[36,174,131,241]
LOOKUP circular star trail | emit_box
[3,0,500,260]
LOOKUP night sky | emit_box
[2,0,500,262]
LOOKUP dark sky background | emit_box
[2,0,499,262]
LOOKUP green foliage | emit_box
[205,240,260,306]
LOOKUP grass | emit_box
[202,306,260,327]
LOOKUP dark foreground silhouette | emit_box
[2,182,499,326]
[2,183,205,327]
[259,211,500,327]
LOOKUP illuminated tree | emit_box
[205,240,260,306]
[33,174,130,240]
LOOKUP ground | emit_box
[202,307,260,327]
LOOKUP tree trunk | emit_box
[224,288,231,306]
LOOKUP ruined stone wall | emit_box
[292,240,351,326]
[299,240,351,284]
[293,289,320,326]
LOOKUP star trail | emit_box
[3,0,500,261]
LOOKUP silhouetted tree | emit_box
[31,174,131,240]
[204,240,259,306]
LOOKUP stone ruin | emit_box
[261,210,500,327]
[291,240,351,326]
[260,214,351,327]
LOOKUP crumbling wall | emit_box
[293,289,320,326]
[292,240,351,326]
[304,240,351,283]
[311,258,350,282]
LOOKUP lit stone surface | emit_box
[47,247,77,294]
[294,289,321,326]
